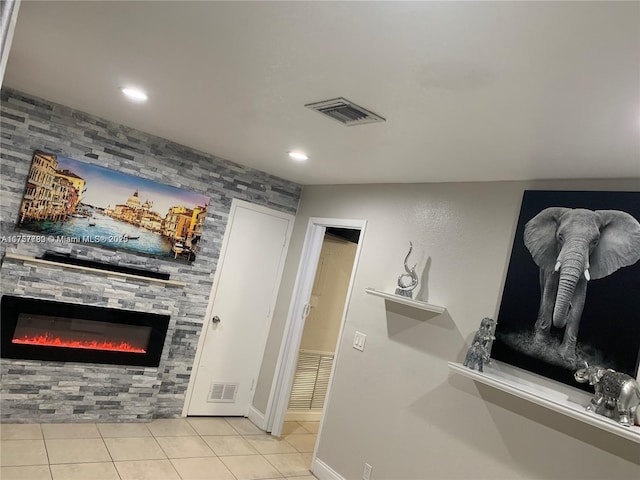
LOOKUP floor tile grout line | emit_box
[97,425,124,480]
[40,423,54,480]
[1,419,319,479]
[40,424,53,475]
[261,450,314,479]
[262,451,288,478]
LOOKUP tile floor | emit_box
[0,417,319,480]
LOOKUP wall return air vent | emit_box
[207,382,238,403]
[305,97,386,126]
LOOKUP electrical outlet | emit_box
[353,331,366,352]
[363,462,373,480]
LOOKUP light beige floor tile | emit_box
[245,434,298,454]
[104,436,166,461]
[147,418,198,437]
[281,422,307,436]
[156,435,215,459]
[0,465,52,480]
[225,417,264,435]
[170,457,236,480]
[284,434,317,453]
[202,435,258,456]
[220,455,282,480]
[41,423,100,439]
[286,476,316,480]
[45,438,111,464]
[50,462,119,480]
[115,459,180,480]
[0,440,48,466]
[298,422,320,434]
[97,422,152,438]
[264,453,312,477]
[0,424,43,440]
[186,417,238,436]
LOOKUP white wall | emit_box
[255,178,640,480]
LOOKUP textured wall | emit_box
[257,180,640,480]
[0,88,301,421]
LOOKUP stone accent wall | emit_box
[0,88,301,422]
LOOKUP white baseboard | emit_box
[285,409,323,422]
[247,405,267,431]
[312,458,345,480]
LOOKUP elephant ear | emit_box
[523,207,570,269]
[590,210,640,279]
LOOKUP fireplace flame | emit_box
[12,334,146,353]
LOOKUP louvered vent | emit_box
[305,97,385,126]
[288,350,334,410]
[207,382,238,403]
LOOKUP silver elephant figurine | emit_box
[574,363,640,427]
[463,318,496,373]
[524,207,640,361]
[463,341,490,373]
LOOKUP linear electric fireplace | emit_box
[1,295,170,367]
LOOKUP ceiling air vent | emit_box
[305,97,386,126]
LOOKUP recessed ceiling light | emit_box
[288,151,309,161]
[121,87,148,102]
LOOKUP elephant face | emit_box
[524,207,640,328]
[574,364,602,385]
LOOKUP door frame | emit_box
[182,199,295,417]
[264,217,366,438]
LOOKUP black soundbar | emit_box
[38,252,171,280]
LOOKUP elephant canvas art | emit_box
[492,191,640,390]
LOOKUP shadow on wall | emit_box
[478,382,640,471]
[403,378,527,478]
[415,256,432,302]
[384,304,462,361]
[407,376,639,478]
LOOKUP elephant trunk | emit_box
[553,247,587,328]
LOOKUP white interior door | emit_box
[187,200,294,416]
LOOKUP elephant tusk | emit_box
[584,269,590,281]
[554,261,561,272]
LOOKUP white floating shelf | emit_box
[448,361,640,443]
[365,288,446,314]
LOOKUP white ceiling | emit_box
[5,1,640,186]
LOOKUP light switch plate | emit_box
[353,331,366,352]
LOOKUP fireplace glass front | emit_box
[12,314,152,353]
[1,295,169,367]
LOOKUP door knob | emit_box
[212,315,221,324]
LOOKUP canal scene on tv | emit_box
[17,151,209,262]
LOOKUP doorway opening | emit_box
[264,217,366,459]
[286,228,360,423]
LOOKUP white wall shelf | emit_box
[448,361,640,443]
[365,288,446,314]
[3,253,186,287]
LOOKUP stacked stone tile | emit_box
[0,88,301,422]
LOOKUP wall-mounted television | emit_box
[16,150,209,263]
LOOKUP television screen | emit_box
[16,151,209,263]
